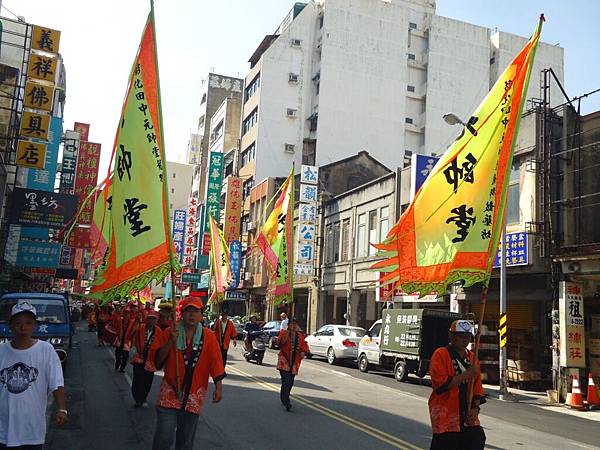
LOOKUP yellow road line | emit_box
[228,365,424,450]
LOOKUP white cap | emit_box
[10,301,37,320]
[449,319,474,334]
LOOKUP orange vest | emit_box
[131,324,162,372]
[276,330,309,375]
[156,327,226,414]
[212,319,237,351]
[428,347,485,434]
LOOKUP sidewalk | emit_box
[484,383,600,423]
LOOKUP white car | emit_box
[305,324,366,365]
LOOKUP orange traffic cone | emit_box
[566,374,585,410]
[586,373,600,409]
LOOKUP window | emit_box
[407,85,415,92]
[211,120,224,144]
[319,15,324,29]
[242,177,255,200]
[242,107,259,135]
[356,213,367,257]
[245,74,260,101]
[284,143,295,153]
[288,73,299,83]
[240,143,256,167]
[325,224,333,264]
[409,22,417,30]
[368,210,377,256]
[332,221,340,262]
[171,188,174,194]
[506,165,520,224]
[370,323,382,338]
[408,53,416,60]
[379,206,390,241]
[241,214,250,234]
[291,38,302,47]
[405,117,413,124]
[341,219,350,261]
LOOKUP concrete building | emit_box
[192,73,243,202]
[238,0,563,185]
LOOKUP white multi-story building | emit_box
[239,0,564,183]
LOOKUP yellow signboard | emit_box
[23,81,54,112]
[17,140,47,169]
[32,25,61,54]
[19,111,50,140]
[27,54,58,83]
[223,177,243,243]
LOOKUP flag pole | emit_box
[290,163,295,316]
[150,0,182,399]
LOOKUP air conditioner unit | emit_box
[246,221,254,231]
[286,108,297,118]
[291,38,302,47]
[284,144,295,153]
[288,73,299,83]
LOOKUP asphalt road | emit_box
[45,324,600,450]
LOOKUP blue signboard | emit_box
[410,154,440,199]
[172,209,186,263]
[493,232,528,268]
[16,240,62,268]
[27,116,62,191]
[229,240,242,289]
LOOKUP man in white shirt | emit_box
[280,312,289,331]
[0,301,68,449]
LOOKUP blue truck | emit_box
[0,292,74,366]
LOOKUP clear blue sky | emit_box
[3,0,598,178]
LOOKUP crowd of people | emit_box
[1,296,485,450]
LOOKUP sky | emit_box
[3,0,599,180]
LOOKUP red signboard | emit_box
[74,122,90,141]
[73,142,101,225]
[68,226,92,249]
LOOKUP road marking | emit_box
[228,365,424,450]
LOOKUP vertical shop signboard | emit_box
[559,281,586,368]
[295,164,318,276]
[201,152,224,256]
[171,209,187,263]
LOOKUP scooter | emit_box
[243,330,268,365]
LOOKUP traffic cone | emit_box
[566,374,585,410]
[586,373,600,409]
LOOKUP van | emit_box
[0,293,73,366]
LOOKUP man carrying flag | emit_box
[371,14,544,450]
[152,296,225,449]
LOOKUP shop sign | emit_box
[493,232,528,268]
[16,240,62,268]
[559,281,586,368]
[171,209,186,263]
[8,188,78,228]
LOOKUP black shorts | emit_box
[430,426,486,450]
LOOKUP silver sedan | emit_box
[305,325,366,365]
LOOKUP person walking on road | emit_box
[130,310,162,407]
[152,296,225,450]
[211,309,237,366]
[0,301,68,449]
[428,320,486,450]
[112,305,135,372]
[279,312,288,330]
[276,317,308,411]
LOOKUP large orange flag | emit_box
[373,17,543,295]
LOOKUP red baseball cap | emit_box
[179,296,204,311]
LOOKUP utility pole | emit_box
[499,229,509,399]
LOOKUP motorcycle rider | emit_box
[243,315,261,352]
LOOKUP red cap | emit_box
[145,310,159,319]
[179,296,204,311]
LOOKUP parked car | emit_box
[305,325,366,365]
[261,320,282,349]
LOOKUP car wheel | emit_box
[327,347,337,365]
[394,361,408,382]
[358,354,369,373]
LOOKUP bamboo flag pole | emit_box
[467,286,488,411]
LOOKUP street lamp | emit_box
[443,112,478,136]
